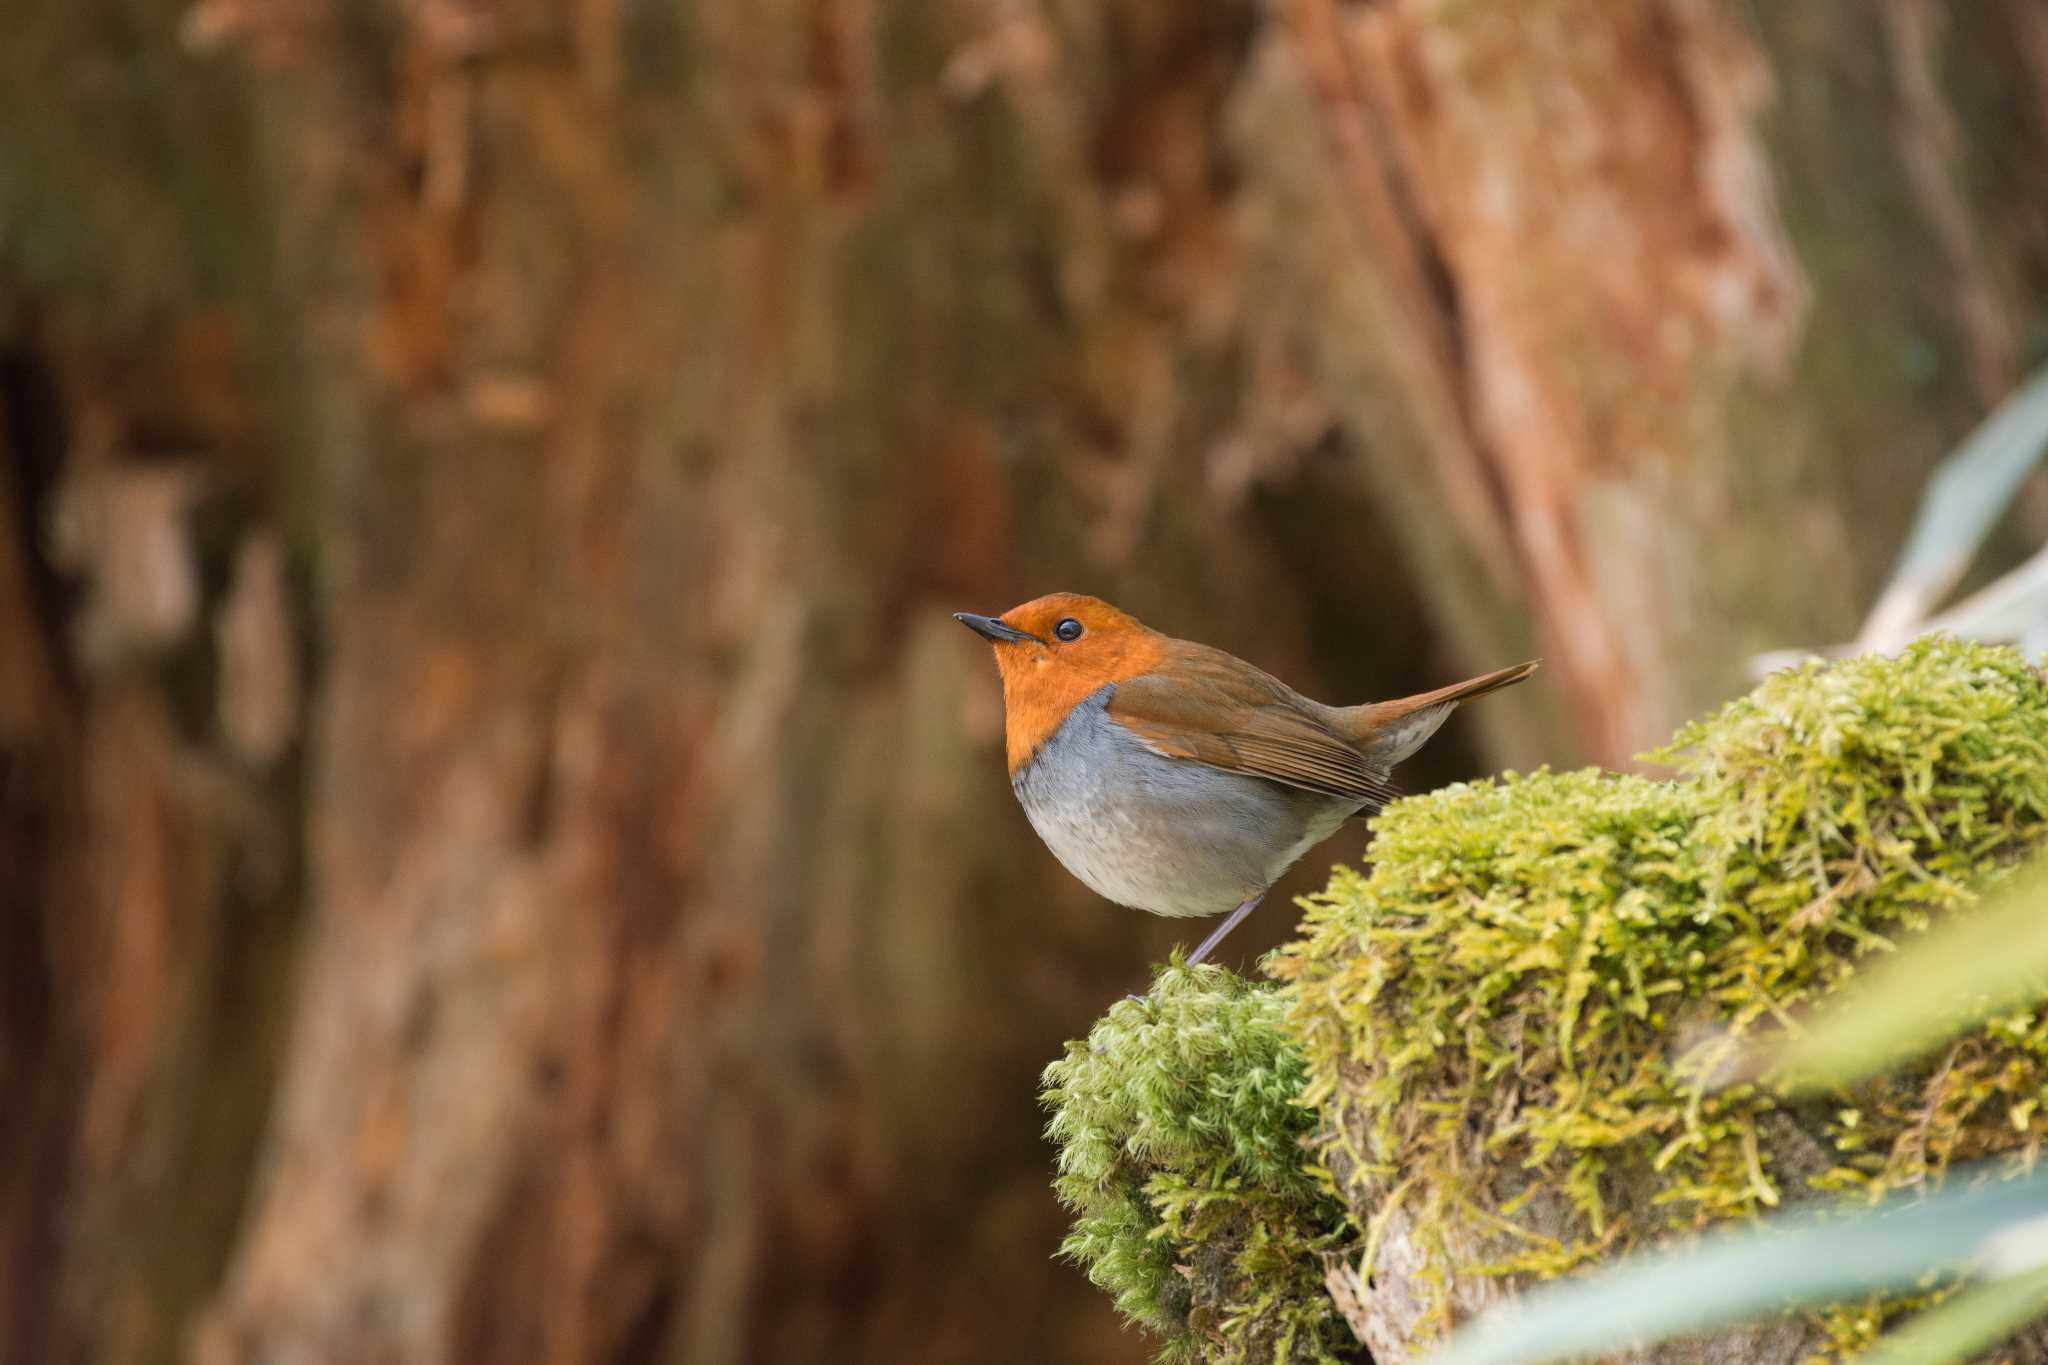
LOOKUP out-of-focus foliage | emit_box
[1858,362,2048,653]
[1425,1162,2048,1365]
[1041,963,1358,1364]
[1860,1257,2048,1365]
[1774,855,2048,1088]
[1755,361,2048,676]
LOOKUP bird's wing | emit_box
[1106,648,1398,806]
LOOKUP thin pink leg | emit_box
[1182,891,1267,968]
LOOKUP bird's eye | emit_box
[1054,618,1084,642]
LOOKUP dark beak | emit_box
[954,612,1041,645]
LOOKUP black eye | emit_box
[1054,618,1084,642]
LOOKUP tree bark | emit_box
[1231,0,2048,761]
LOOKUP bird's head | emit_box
[954,593,1165,770]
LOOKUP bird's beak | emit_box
[953,612,1041,645]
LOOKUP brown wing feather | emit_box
[1106,646,1398,806]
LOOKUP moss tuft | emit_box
[1041,961,1360,1363]
[1671,636,2048,940]
[1269,637,2048,1352]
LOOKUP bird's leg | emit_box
[1182,890,1268,969]
[1125,891,1272,1001]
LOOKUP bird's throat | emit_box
[998,635,1165,775]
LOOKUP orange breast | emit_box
[998,633,1167,774]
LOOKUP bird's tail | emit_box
[1333,659,1539,768]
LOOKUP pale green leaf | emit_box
[1772,855,2048,1090]
[1859,1263,2048,1365]
[1427,1171,2048,1365]
[1860,363,2048,648]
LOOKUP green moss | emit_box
[1041,963,1359,1363]
[1269,638,2048,1354]
[1046,641,2048,1360]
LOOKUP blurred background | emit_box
[2,1,2045,1362]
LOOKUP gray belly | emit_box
[1010,686,1360,919]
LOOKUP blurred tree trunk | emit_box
[1,3,2043,1365]
[1233,0,2048,760]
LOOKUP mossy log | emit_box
[1047,640,2048,1364]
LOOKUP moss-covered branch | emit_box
[1045,639,2048,1363]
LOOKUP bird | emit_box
[955,593,1537,969]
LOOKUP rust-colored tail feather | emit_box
[1334,659,1540,767]
[1390,659,1541,713]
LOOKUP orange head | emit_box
[954,593,1167,772]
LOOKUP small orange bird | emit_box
[956,593,1537,968]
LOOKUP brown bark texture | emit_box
[1,1,2043,1364]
